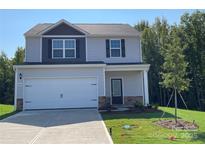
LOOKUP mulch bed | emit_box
[155,119,199,130]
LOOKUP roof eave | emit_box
[87,34,140,37]
[37,19,89,36]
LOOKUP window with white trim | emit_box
[65,39,76,58]
[110,39,121,57]
[52,40,63,58]
[52,39,76,59]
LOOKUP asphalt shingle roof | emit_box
[25,22,140,37]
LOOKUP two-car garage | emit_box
[24,77,98,110]
[14,65,105,110]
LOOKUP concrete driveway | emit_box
[0,109,112,144]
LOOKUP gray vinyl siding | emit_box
[42,37,86,64]
[16,67,105,99]
[105,71,143,97]
[25,37,41,62]
[87,37,141,63]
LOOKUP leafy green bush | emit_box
[134,100,144,109]
[152,103,159,110]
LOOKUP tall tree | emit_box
[180,11,205,110]
[136,18,169,106]
[135,20,149,32]
[0,47,25,105]
[161,27,190,122]
[0,52,13,104]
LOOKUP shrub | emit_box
[134,100,144,110]
[152,103,159,110]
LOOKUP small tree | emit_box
[161,27,190,123]
[12,47,25,65]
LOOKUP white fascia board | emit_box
[13,63,150,71]
[42,35,86,38]
[105,64,150,71]
[86,34,140,38]
[13,64,106,69]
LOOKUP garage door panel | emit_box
[24,78,97,110]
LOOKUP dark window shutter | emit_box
[48,39,52,59]
[76,39,80,58]
[106,39,110,57]
[121,39,125,57]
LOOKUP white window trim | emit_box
[64,39,76,59]
[109,39,122,58]
[52,39,76,59]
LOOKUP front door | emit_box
[111,79,123,104]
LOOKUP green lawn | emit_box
[0,104,17,120]
[102,107,205,144]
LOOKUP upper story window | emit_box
[110,39,121,57]
[52,39,76,59]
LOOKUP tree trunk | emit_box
[159,86,163,106]
[174,88,178,123]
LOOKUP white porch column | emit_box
[143,70,149,106]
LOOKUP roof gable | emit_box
[43,22,85,35]
[40,19,88,36]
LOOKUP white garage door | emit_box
[24,77,98,110]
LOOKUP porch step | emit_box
[111,104,133,111]
[111,104,134,108]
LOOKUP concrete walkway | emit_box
[0,109,113,144]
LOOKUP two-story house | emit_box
[13,19,150,110]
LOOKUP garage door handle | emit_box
[60,94,63,98]
[91,84,96,85]
[25,101,31,103]
[91,99,97,101]
[25,85,32,87]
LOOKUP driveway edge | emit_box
[98,113,113,144]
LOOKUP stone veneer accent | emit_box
[124,96,143,106]
[98,96,111,109]
[16,98,23,111]
[99,96,143,109]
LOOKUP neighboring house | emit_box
[13,19,150,110]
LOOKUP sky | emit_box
[0,9,199,58]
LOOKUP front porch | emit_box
[99,63,150,109]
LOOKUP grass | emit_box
[0,104,17,120]
[102,107,205,144]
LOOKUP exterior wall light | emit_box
[19,73,22,80]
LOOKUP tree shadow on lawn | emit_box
[101,109,177,120]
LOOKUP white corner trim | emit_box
[85,37,88,61]
[24,38,27,62]
[139,39,143,62]
[40,37,42,62]
[143,70,149,106]
[141,71,145,105]
[14,68,18,110]
[103,67,106,96]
